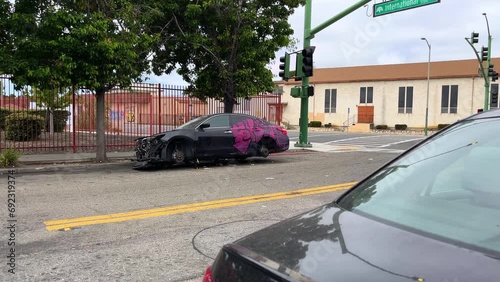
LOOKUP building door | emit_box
[357,106,374,123]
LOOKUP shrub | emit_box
[0,107,14,130]
[0,148,22,168]
[375,125,388,130]
[395,124,408,130]
[308,121,322,127]
[22,109,69,132]
[0,108,69,132]
[438,124,450,130]
[5,112,45,141]
[324,123,332,128]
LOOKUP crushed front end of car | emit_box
[133,134,166,169]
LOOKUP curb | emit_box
[0,158,134,175]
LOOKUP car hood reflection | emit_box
[233,203,500,282]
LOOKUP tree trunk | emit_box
[95,89,107,162]
[48,109,54,134]
[223,80,236,113]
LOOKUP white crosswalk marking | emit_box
[307,135,425,154]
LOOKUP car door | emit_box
[195,115,234,157]
[229,114,260,156]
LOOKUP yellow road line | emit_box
[44,182,356,231]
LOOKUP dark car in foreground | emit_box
[203,109,500,281]
[133,113,289,169]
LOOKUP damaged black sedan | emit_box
[133,113,289,169]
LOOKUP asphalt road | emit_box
[1,136,420,282]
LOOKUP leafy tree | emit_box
[29,87,71,133]
[149,0,305,113]
[8,0,156,161]
[0,0,12,73]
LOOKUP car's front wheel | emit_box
[170,142,187,164]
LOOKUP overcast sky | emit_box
[144,0,500,86]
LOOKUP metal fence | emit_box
[0,76,283,154]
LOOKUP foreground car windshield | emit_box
[337,117,500,256]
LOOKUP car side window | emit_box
[205,115,230,128]
[230,115,252,126]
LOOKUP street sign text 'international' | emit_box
[373,0,440,17]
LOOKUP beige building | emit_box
[277,58,500,129]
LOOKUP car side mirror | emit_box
[199,123,210,129]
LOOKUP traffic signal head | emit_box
[307,86,314,97]
[493,71,499,82]
[301,46,316,77]
[290,87,301,98]
[487,64,498,82]
[471,32,479,44]
[279,53,290,81]
[491,87,498,104]
[488,64,495,76]
[481,47,489,62]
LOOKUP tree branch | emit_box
[172,14,225,73]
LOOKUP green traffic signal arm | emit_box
[307,0,372,39]
[465,37,489,85]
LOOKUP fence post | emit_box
[149,93,153,135]
[72,85,76,153]
[158,83,161,133]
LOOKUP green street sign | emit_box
[373,0,440,17]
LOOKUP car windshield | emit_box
[175,115,207,130]
[337,117,500,255]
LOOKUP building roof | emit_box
[279,57,500,85]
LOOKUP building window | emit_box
[398,86,413,114]
[325,89,337,113]
[360,87,373,104]
[491,84,499,108]
[441,85,458,113]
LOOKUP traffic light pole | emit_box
[484,35,492,110]
[296,0,313,147]
[295,0,371,148]
[484,13,492,110]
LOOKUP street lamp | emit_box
[421,38,431,136]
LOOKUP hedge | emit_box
[438,124,450,130]
[5,112,45,141]
[0,108,69,132]
[0,107,11,130]
[308,121,322,127]
[375,125,388,130]
[395,124,408,130]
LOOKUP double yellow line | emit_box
[44,181,356,231]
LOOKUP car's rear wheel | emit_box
[259,146,269,158]
[259,138,275,158]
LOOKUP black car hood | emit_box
[136,129,190,141]
[233,202,500,282]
